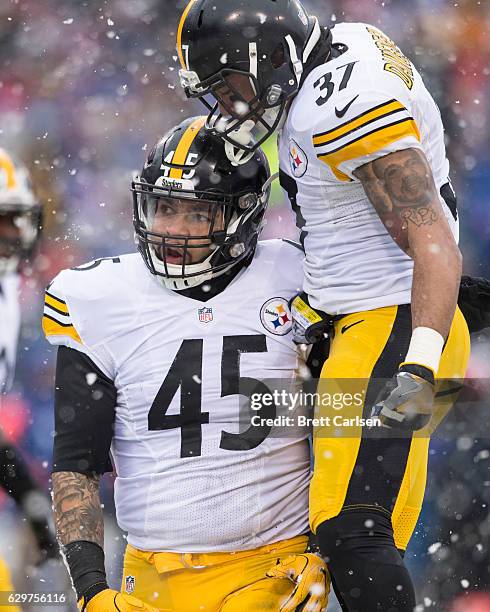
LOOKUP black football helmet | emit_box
[177,0,325,165]
[131,116,272,290]
[0,148,42,276]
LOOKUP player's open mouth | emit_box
[160,245,189,265]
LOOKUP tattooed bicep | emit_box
[354,148,440,253]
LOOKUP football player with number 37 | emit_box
[176,1,471,610]
[44,118,328,612]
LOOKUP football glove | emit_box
[290,293,331,345]
[371,364,435,432]
[266,553,330,612]
[79,589,160,612]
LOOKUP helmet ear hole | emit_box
[271,42,286,68]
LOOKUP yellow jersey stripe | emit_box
[45,292,69,315]
[169,116,206,179]
[177,0,197,69]
[318,117,421,182]
[0,150,18,188]
[42,314,82,344]
[314,104,407,150]
[313,99,405,146]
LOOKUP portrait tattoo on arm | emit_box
[52,471,104,548]
[354,148,440,252]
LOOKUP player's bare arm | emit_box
[52,471,103,547]
[51,460,159,610]
[354,147,462,340]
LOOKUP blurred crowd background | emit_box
[0,0,489,610]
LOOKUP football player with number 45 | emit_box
[176,1,472,610]
[44,118,328,612]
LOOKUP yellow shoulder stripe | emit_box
[318,118,421,182]
[177,0,197,69]
[0,150,18,188]
[169,116,206,179]
[42,314,82,344]
[313,99,405,147]
[45,292,69,315]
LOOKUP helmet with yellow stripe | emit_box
[177,0,328,165]
[131,116,271,290]
[0,148,42,276]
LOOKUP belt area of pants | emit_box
[126,534,308,574]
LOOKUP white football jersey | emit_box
[0,273,21,393]
[43,240,311,552]
[279,22,458,315]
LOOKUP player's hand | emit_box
[266,553,330,611]
[81,589,160,612]
[371,364,435,431]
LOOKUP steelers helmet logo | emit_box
[260,298,292,336]
[289,139,308,178]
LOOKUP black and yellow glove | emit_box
[266,553,330,611]
[371,364,435,432]
[79,589,160,612]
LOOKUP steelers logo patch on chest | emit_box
[289,139,308,178]
[260,297,292,336]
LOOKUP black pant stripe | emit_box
[343,304,413,513]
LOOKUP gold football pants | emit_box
[310,304,470,550]
[121,535,308,611]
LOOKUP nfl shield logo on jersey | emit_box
[198,306,213,323]
[289,139,308,178]
[125,575,135,594]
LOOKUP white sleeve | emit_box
[42,271,114,379]
[312,93,423,181]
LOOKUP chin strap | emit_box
[224,142,255,166]
[301,25,334,86]
[260,172,279,195]
[303,17,322,63]
[223,119,256,166]
[285,34,304,84]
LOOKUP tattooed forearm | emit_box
[52,471,103,547]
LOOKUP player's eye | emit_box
[155,201,175,216]
[189,211,212,223]
[214,85,240,107]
